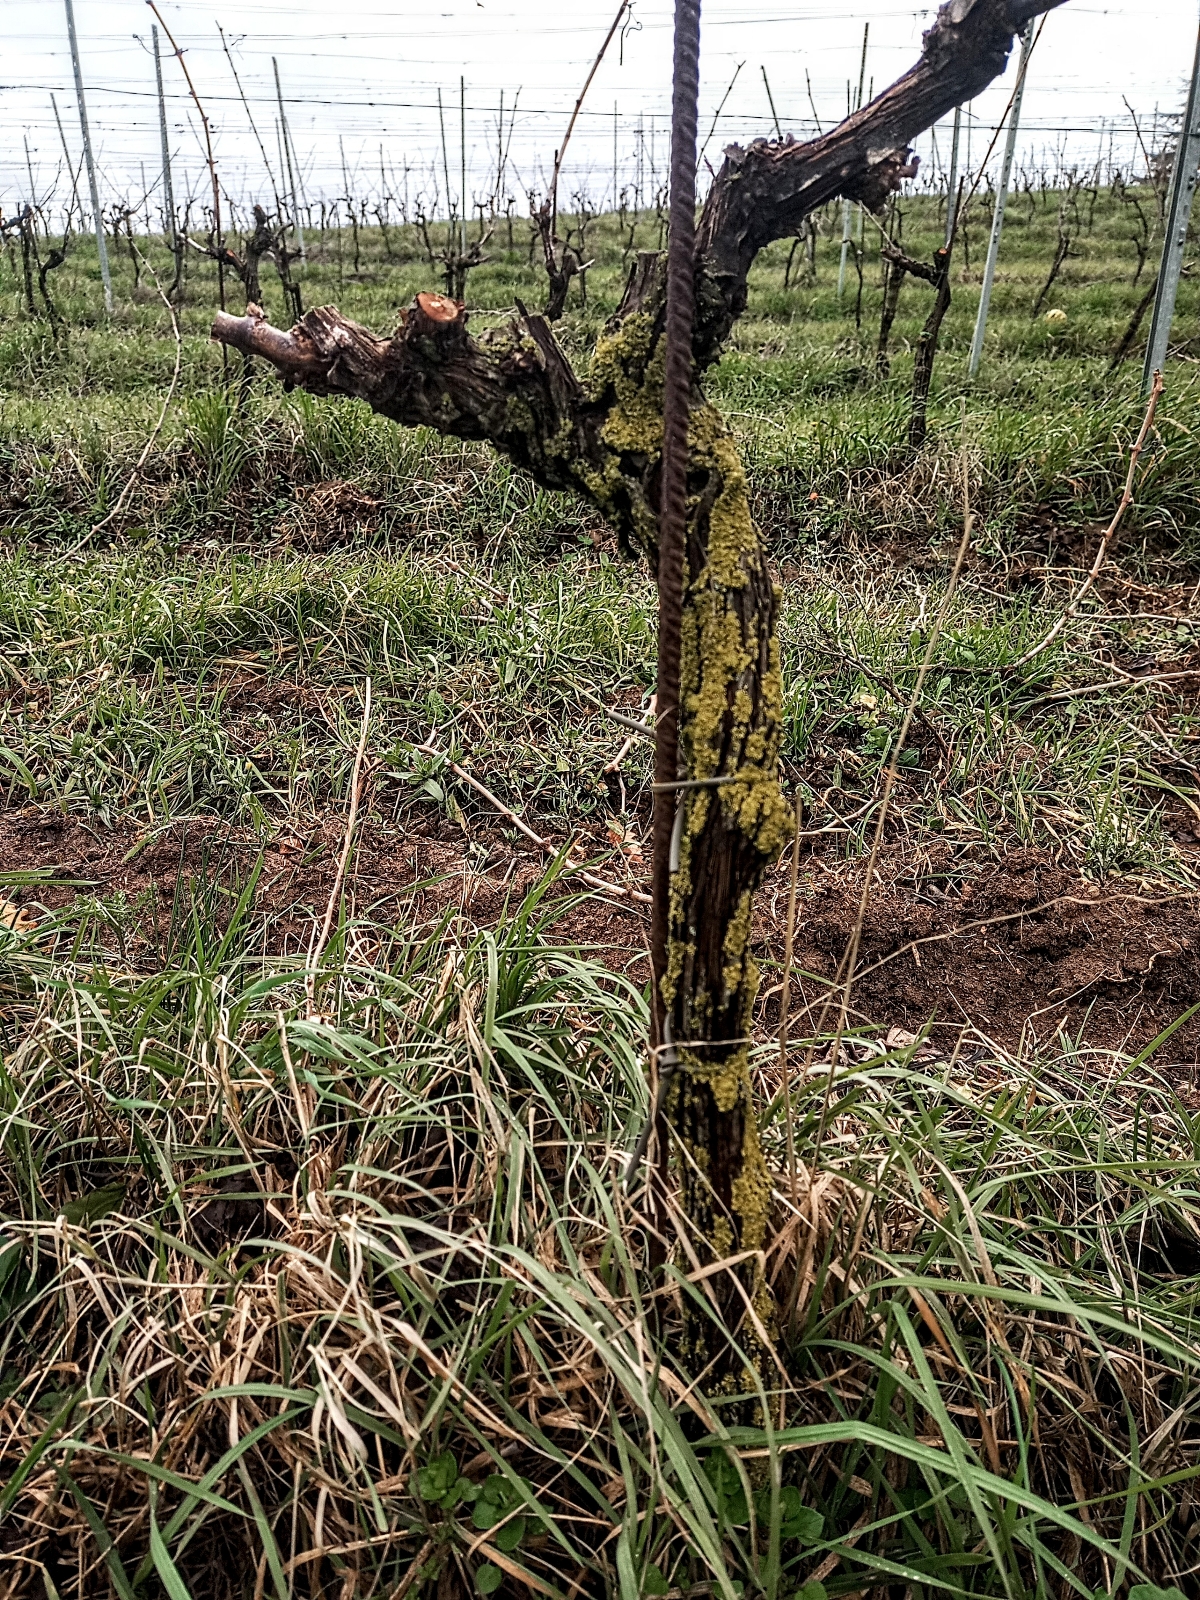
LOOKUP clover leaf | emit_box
[753,1485,824,1544]
[494,1516,526,1553]
[414,1452,475,1511]
[471,1472,535,1549]
[703,1451,749,1525]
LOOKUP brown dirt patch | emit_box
[2,808,1197,1072]
[764,844,1200,1071]
[0,803,648,966]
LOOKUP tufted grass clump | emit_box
[2,878,1200,1598]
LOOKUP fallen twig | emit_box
[1034,668,1200,704]
[604,694,656,771]
[414,740,650,905]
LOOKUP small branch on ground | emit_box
[414,740,651,906]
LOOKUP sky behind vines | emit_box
[2,1,1196,219]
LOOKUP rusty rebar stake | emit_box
[649,0,702,1052]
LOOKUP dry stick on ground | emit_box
[1009,369,1165,671]
[211,0,1072,1383]
[306,680,373,1014]
[87,246,182,543]
[604,694,656,772]
[413,740,651,906]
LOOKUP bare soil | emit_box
[3,799,1197,1082]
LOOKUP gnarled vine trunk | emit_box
[212,0,1066,1383]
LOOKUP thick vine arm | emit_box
[692,0,1066,359]
[213,293,594,494]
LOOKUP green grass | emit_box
[2,890,1200,1597]
[2,185,1200,1597]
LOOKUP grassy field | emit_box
[2,184,1200,1598]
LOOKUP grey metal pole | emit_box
[614,102,619,208]
[945,105,962,245]
[273,56,305,261]
[152,26,176,256]
[968,19,1034,378]
[460,77,468,256]
[63,0,112,311]
[50,94,82,233]
[287,117,309,243]
[837,24,869,302]
[1142,18,1200,393]
[837,200,853,298]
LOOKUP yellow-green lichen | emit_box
[675,1042,747,1116]
[589,311,666,460]
[711,1215,734,1261]
[686,404,760,589]
[721,888,754,1000]
[684,601,750,780]
[730,1118,773,1255]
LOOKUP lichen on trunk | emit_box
[582,295,792,1370]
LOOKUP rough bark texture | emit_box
[212,0,1067,1384]
[908,247,953,451]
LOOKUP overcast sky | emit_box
[3,1,1198,219]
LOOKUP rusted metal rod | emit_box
[649,0,702,1049]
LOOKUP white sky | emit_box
[3,1,1198,220]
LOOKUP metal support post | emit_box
[837,23,869,302]
[152,26,177,256]
[1142,19,1200,392]
[945,105,962,244]
[273,57,305,261]
[837,200,852,298]
[460,77,468,256]
[968,19,1034,378]
[63,0,112,311]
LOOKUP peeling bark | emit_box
[212,0,1068,1382]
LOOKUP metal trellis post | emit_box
[152,26,177,259]
[1142,18,1200,393]
[274,57,306,262]
[968,19,1034,378]
[945,105,962,245]
[63,0,112,312]
[837,23,869,301]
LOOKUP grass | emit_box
[3,890,1200,1597]
[1,183,1200,1596]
